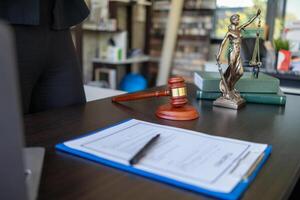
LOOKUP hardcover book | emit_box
[194,71,280,93]
[196,89,286,105]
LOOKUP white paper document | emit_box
[64,119,267,193]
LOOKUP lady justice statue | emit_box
[214,9,261,109]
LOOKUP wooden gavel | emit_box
[112,77,199,120]
[113,77,188,107]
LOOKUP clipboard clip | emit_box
[242,153,265,181]
[229,151,265,181]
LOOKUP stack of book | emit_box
[194,71,286,105]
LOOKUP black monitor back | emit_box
[0,21,28,200]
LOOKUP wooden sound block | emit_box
[156,104,199,121]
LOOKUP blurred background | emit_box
[72,0,300,96]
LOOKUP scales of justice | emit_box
[214,9,262,110]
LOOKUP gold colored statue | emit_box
[214,9,261,109]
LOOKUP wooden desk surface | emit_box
[25,84,300,200]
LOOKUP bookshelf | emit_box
[148,0,216,84]
[73,0,152,83]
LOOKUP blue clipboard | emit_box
[56,119,272,200]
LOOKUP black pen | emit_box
[129,134,160,165]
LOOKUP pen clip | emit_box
[229,151,265,181]
[242,153,264,181]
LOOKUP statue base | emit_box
[213,96,246,110]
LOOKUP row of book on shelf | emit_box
[194,71,286,105]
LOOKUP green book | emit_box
[196,89,286,105]
[194,71,280,93]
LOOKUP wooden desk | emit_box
[25,84,300,200]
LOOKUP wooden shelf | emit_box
[154,7,215,12]
[109,0,134,6]
[149,56,160,63]
[177,35,210,40]
[149,0,215,83]
[109,0,151,7]
[150,34,210,40]
[93,55,150,65]
[183,7,215,13]
[82,23,122,33]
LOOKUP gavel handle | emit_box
[112,90,170,102]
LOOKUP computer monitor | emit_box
[0,21,44,200]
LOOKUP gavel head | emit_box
[168,77,188,107]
